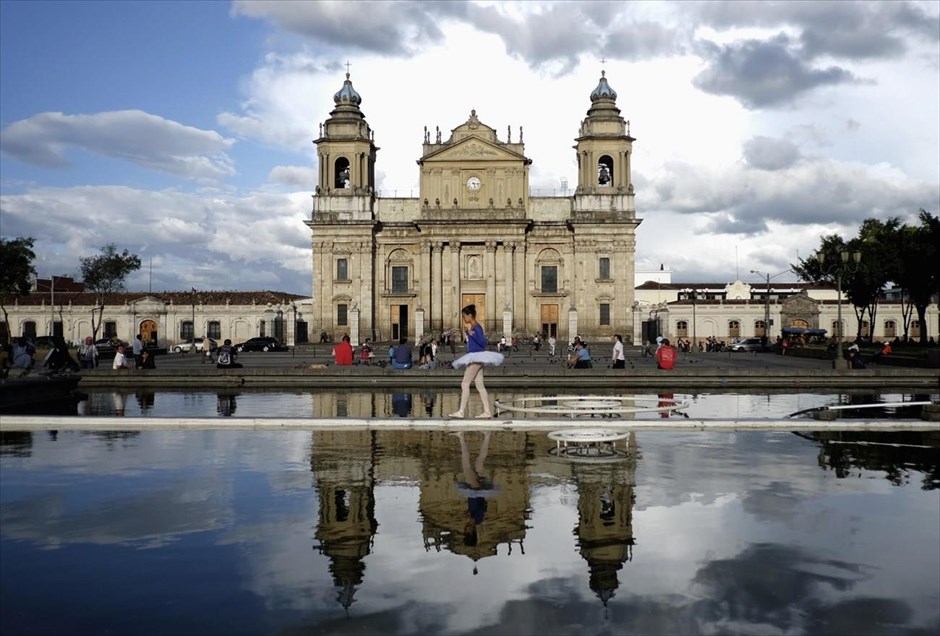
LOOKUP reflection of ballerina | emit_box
[453,431,500,574]
[449,304,504,419]
[217,393,237,417]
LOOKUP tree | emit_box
[79,244,142,340]
[0,237,37,345]
[898,210,940,344]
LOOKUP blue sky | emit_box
[2,1,938,294]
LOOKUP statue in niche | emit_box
[468,255,481,279]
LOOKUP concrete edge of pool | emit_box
[2,416,938,432]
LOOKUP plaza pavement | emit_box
[75,343,940,391]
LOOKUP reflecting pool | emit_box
[2,427,938,635]
[67,388,939,420]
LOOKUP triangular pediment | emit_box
[781,291,817,311]
[422,136,526,163]
[130,295,168,310]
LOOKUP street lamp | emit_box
[816,250,861,367]
[749,269,790,343]
[190,287,198,345]
[681,288,697,351]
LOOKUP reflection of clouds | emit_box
[1,429,937,635]
[0,484,227,548]
[690,543,864,632]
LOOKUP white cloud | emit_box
[0,185,312,292]
[268,165,316,188]
[0,110,236,180]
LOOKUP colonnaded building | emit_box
[306,70,639,344]
[1,72,936,349]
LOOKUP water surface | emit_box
[2,427,938,635]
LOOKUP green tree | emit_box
[0,237,37,345]
[79,244,141,340]
[897,210,939,344]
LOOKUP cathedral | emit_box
[306,70,639,346]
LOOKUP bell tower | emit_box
[574,70,634,196]
[313,70,378,207]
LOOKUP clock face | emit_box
[466,176,481,191]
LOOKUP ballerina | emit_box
[449,304,504,418]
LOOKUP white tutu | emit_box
[452,351,505,368]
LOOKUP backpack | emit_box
[217,349,232,366]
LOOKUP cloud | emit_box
[692,34,858,109]
[0,185,312,293]
[268,165,316,188]
[742,135,802,170]
[231,0,450,56]
[693,1,939,60]
[0,111,235,180]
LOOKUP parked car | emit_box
[730,337,767,352]
[234,337,286,353]
[171,338,217,354]
[95,337,125,352]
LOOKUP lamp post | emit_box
[190,287,197,346]
[681,288,697,351]
[816,250,861,367]
[749,269,790,342]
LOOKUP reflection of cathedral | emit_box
[571,432,638,607]
[311,430,378,611]
[309,430,637,611]
[416,432,531,570]
[307,70,639,344]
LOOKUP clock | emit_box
[466,176,481,191]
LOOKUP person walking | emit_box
[78,336,98,369]
[611,334,625,369]
[449,304,504,419]
[132,334,145,368]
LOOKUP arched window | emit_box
[22,320,37,340]
[728,320,741,338]
[884,320,897,338]
[911,320,921,338]
[334,157,351,189]
[754,320,766,337]
[676,320,688,337]
[860,321,870,338]
[536,248,563,294]
[597,155,613,186]
[831,320,843,337]
[207,321,221,340]
[387,249,412,294]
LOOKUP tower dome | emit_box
[590,70,617,102]
[333,72,361,106]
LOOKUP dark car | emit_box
[234,337,286,353]
[95,337,125,352]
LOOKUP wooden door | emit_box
[139,319,158,346]
[461,294,486,326]
[540,304,558,338]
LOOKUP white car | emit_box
[171,338,217,354]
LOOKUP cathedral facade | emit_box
[306,71,640,345]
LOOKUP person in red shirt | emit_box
[332,334,354,366]
[655,338,678,370]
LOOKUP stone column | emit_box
[515,242,526,333]
[414,307,425,344]
[503,242,515,316]
[350,305,360,347]
[568,307,578,344]
[419,240,431,320]
[452,243,461,328]
[376,243,387,341]
[485,241,497,329]
[432,242,443,333]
